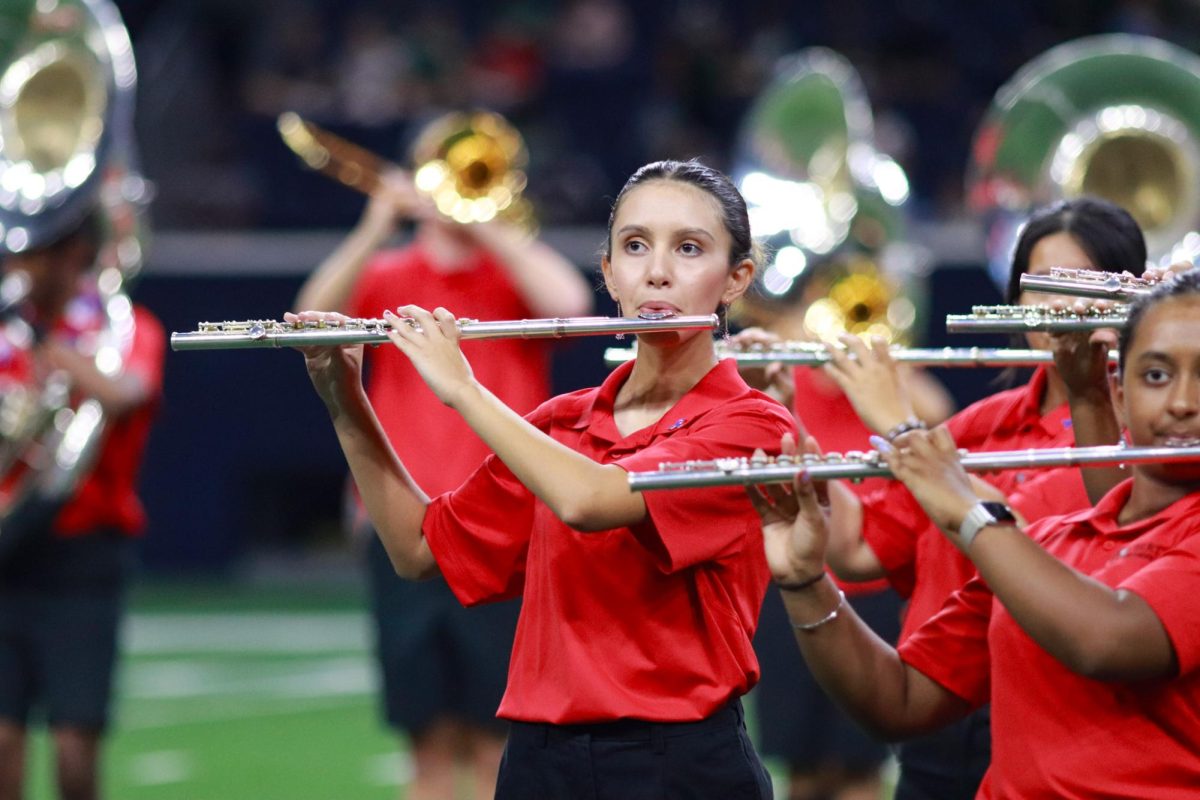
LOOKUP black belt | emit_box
[512,699,745,748]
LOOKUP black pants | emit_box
[894,705,991,800]
[496,699,773,800]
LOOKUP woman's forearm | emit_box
[329,380,438,579]
[968,525,1175,681]
[449,381,645,530]
[783,577,968,739]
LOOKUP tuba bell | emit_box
[278,109,535,229]
[0,0,147,558]
[731,48,919,344]
[968,34,1200,281]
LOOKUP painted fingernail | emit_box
[869,435,893,453]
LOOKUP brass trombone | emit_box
[627,444,1200,491]
[277,110,533,227]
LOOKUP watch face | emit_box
[980,502,1016,523]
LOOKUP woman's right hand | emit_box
[730,327,795,406]
[284,310,366,410]
[360,169,435,237]
[749,433,831,585]
[823,334,917,436]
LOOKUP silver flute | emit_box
[604,343,1120,368]
[1019,267,1156,301]
[627,443,1200,491]
[171,314,718,351]
[946,304,1129,334]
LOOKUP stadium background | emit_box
[30,0,1199,796]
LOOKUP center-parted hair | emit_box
[604,159,756,269]
[1006,197,1148,304]
[1118,268,1200,375]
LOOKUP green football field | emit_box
[20,577,894,800]
[26,579,401,800]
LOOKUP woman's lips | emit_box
[637,304,680,320]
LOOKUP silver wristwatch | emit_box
[958,501,1017,549]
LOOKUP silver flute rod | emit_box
[627,444,1200,491]
[171,314,718,351]
[1019,271,1152,301]
[946,305,1128,334]
[604,345,1120,368]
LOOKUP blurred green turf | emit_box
[25,579,402,800]
[19,579,894,799]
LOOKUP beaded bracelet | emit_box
[884,416,927,443]
[775,572,826,593]
[792,589,847,632]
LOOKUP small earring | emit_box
[720,303,730,343]
[615,299,624,340]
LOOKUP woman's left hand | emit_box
[385,304,477,408]
[876,427,980,541]
[1047,298,1117,400]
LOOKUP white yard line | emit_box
[123,612,371,654]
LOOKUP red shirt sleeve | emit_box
[858,481,922,598]
[126,307,166,397]
[898,575,994,706]
[1117,534,1200,677]
[422,451,534,606]
[616,403,796,573]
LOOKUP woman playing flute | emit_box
[291,159,795,799]
[815,196,1148,799]
[754,266,1200,798]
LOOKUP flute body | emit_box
[171,315,719,351]
[1019,267,1155,301]
[604,344,1120,368]
[627,444,1200,491]
[946,305,1128,334]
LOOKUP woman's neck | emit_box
[1119,471,1200,525]
[416,225,476,272]
[612,333,719,430]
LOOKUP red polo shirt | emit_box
[860,367,1089,638]
[900,480,1200,798]
[423,358,797,724]
[348,243,550,496]
[55,305,164,536]
[0,295,164,537]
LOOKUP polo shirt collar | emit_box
[1060,478,1200,538]
[559,358,750,446]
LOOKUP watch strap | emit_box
[958,501,1016,548]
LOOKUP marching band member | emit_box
[754,266,1200,797]
[0,211,164,800]
[294,113,591,800]
[733,301,952,800]
[292,159,796,799]
[816,196,1147,799]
